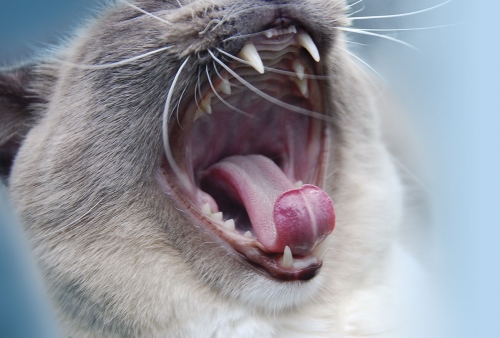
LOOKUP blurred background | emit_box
[0,0,496,337]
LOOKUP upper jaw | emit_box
[160,21,335,281]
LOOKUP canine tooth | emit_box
[294,78,309,98]
[282,246,294,269]
[297,32,320,62]
[211,212,223,222]
[244,231,252,238]
[294,180,303,188]
[293,60,305,80]
[201,203,212,216]
[223,219,236,231]
[200,93,213,114]
[239,43,265,74]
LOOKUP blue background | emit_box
[0,0,497,337]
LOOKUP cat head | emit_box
[0,0,401,334]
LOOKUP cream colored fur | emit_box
[0,0,429,336]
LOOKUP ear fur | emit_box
[0,66,39,181]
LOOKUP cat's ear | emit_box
[0,66,39,182]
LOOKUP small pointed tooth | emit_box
[297,32,320,62]
[193,108,205,122]
[294,180,303,188]
[294,78,309,98]
[293,60,305,80]
[282,246,294,269]
[244,231,253,238]
[219,78,231,95]
[201,203,212,216]
[239,43,265,74]
[200,93,213,114]
[223,219,236,231]
[211,212,223,223]
[265,30,274,38]
[290,26,297,34]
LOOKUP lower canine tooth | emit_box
[244,231,252,238]
[223,219,236,231]
[219,78,231,95]
[239,43,265,74]
[281,246,294,269]
[298,32,320,62]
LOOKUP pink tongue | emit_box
[203,155,335,255]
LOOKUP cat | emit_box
[0,0,429,337]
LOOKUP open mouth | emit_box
[162,23,335,281]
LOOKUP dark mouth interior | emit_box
[164,25,332,281]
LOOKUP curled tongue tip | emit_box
[272,184,335,256]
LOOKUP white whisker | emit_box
[216,48,329,80]
[205,65,254,118]
[350,0,452,21]
[390,154,432,195]
[175,86,188,128]
[339,46,386,83]
[118,0,171,25]
[209,50,335,124]
[56,46,172,70]
[162,57,192,193]
[356,23,464,32]
[335,27,417,50]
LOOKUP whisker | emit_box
[118,0,171,25]
[222,30,270,42]
[210,4,283,32]
[56,46,172,70]
[339,45,386,84]
[335,27,418,50]
[162,56,192,193]
[205,65,254,118]
[350,0,452,21]
[209,50,335,124]
[216,48,330,80]
[175,86,188,129]
[389,154,432,195]
[355,23,464,32]
[347,0,364,8]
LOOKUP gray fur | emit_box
[0,0,426,336]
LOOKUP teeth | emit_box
[193,109,205,122]
[264,30,274,38]
[200,93,213,114]
[223,219,236,231]
[294,180,303,188]
[282,246,294,269]
[244,231,253,238]
[293,60,305,81]
[239,43,265,74]
[211,212,223,223]
[297,32,320,62]
[201,203,212,216]
[294,78,309,98]
[219,77,231,95]
[264,25,297,38]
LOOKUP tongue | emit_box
[202,155,335,255]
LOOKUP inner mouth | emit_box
[163,25,335,281]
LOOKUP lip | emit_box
[159,23,334,281]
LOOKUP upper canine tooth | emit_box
[239,43,265,74]
[293,60,305,80]
[297,32,320,62]
[281,246,294,269]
